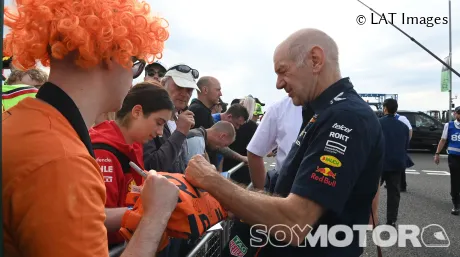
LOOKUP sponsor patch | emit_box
[96,157,112,163]
[296,128,308,146]
[310,166,337,187]
[100,165,113,173]
[315,166,337,179]
[329,131,349,142]
[330,92,346,104]
[130,185,142,194]
[324,140,347,155]
[332,123,352,133]
[229,235,248,257]
[320,155,342,167]
[128,180,137,192]
[104,176,113,183]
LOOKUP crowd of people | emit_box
[2,52,268,257]
[1,0,272,255]
[5,1,459,257]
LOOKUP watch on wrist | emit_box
[435,153,440,155]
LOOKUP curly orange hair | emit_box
[3,0,169,70]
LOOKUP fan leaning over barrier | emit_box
[120,162,228,252]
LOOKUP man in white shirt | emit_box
[395,113,413,138]
[434,107,460,215]
[373,110,413,225]
[246,95,303,190]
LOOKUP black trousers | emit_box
[381,171,403,223]
[401,153,414,190]
[401,170,407,190]
[264,169,279,193]
[448,155,460,205]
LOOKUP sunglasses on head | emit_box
[167,64,199,79]
[132,57,146,79]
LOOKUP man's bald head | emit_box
[197,76,219,91]
[196,76,222,107]
[273,28,342,106]
[205,121,236,150]
[210,121,236,141]
[276,28,339,69]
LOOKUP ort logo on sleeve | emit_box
[329,131,349,142]
[320,155,342,167]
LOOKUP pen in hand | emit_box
[129,161,149,178]
[174,106,189,122]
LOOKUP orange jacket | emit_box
[120,172,227,251]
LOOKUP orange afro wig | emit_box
[3,0,169,70]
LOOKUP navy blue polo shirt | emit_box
[258,78,385,257]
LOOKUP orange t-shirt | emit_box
[2,98,108,257]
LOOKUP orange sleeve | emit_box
[11,156,108,257]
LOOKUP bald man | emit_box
[189,76,222,129]
[185,28,385,257]
[185,121,236,163]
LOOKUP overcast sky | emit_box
[4,0,460,112]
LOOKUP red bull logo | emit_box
[311,166,337,187]
[316,166,337,179]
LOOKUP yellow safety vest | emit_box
[2,84,39,111]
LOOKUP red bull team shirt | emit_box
[258,77,385,257]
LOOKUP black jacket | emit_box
[143,124,188,173]
[223,120,258,185]
[379,114,410,172]
[189,98,215,129]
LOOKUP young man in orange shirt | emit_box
[2,1,179,256]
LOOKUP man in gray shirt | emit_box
[143,63,198,173]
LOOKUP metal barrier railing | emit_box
[108,162,249,257]
[186,161,251,257]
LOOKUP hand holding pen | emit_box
[129,162,179,216]
[175,110,195,135]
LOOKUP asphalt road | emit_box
[263,152,460,257]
